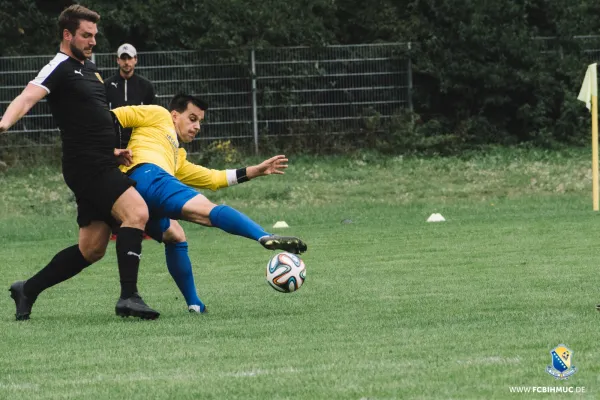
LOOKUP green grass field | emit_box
[1,147,599,399]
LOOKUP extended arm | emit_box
[0,84,48,133]
[176,152,288,190]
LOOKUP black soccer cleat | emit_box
[9,280,36,321]
[259,235,308,254]
[115,293,160,320]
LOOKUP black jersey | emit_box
[30,52,117,182]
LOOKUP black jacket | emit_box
[104,72,155,109]
[104,72,156,147]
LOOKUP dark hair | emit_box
[58,5,100,40]
[169,94,209,113]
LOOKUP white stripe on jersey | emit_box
[29,53,69,94]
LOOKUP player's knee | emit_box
[122,204,149,228]
[132,206,149,226]
[163,221,186,243]
[193,214,212,226]
[182,197,215,226]
[80,244,106,263]
[113,188,149,228]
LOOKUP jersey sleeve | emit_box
[175,148,229,191]
[29,57,67,94]
[111,105,167,128]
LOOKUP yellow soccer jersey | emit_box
[175,147,229,191]
[113,105,228,190]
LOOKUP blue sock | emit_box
[165,242,204,310]
[209,205,269,241]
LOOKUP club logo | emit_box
[546,344,577,379]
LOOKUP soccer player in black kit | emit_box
[0,5,159,320]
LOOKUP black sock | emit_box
[24,244,91,299]
[116,227,143,298]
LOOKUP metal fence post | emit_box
[407,42,413,113]
[251,49,259,155]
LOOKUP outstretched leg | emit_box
[9,220,109,321]
[10,244,92,321]
[181,195,307,254]
[129,165,307,254]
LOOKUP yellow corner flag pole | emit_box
[593,94,599,211]
[578,63,599,211]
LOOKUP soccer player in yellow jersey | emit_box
[110,94,307,312]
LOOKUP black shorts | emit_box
[65,167,136,228]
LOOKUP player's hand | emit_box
[248,155,288,179]
[0,121,8,134]
[114,148,133,166]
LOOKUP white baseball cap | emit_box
[117,43,137,58]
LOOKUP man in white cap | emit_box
[104,43,156,148]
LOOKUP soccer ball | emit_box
[265,252,306,293]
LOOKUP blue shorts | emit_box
[129,163,201,242]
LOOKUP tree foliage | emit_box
[1,0,599,150]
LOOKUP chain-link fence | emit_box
[0,43,412,152]
[0,55,62,147]
[575,35,600,63]
[534,35,600,63]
